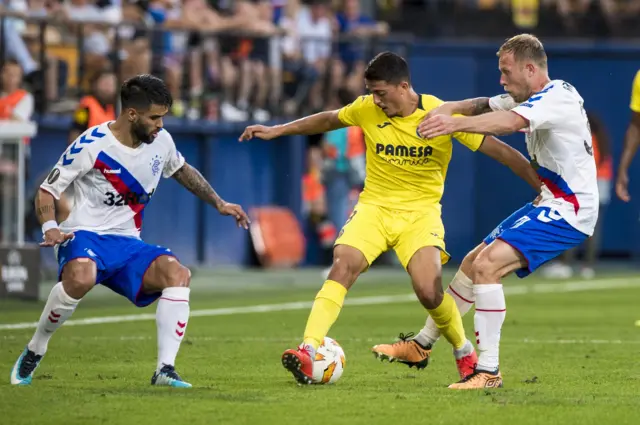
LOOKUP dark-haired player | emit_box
[240,52,540,385]
[11,75,250,388]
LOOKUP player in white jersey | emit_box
[10,75,250,388]
[370,34,598,389]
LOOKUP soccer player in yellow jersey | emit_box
[239,52,540,385]
[616,69,640,202]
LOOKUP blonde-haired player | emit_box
[374,34,598,389]
[240,51,540,385]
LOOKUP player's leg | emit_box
[413,243,482,347]
[450,206,588,389]
[11,252,97,385]
[448,239,524,390]
[372,202,537,369]
[406,247,478,379]
[282,203,387,384]
[139,255,192,388]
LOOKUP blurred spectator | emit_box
[209,0,280,121]
[555,0,594,35]
[0,59,34,122]
[542,111,612,279]
[0,59,34,212]
[599,0,640,37]
[510,0,539,30]
[302,144,337,264]
[296,0,338,113]
[68,70,117,144]
[336,0,388,97]
[64,0,121,86]
[278,0,320,116]
[321,88,365,231]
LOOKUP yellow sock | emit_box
[302,280,348,350]
[427,293,466,350]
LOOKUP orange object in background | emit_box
[249,207,306,268]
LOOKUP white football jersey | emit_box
[489,80,598,235]
[41,122,185,238]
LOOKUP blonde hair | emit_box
[497,34,547,69]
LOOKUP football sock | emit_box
[156,287,190,370]
[28,282,80,356]
[426,292,467,351]
[474,284,506,371]
[415,270,475,347]
[302,280,347,350]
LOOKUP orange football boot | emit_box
[371,333,431,369]
[281,345,314,385]
[455,350,478,380]
[448,369,503,390]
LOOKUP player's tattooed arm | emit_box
[429,98,492,118]
[468,97,493,115]
[173,163,225,210]
[35,189,57,224]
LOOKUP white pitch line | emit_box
[2,335,638,345]
[0,277,639,331]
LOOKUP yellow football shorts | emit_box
[334,202,450,269]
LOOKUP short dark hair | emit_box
[364,52,410,85]
[498,34,547,69]
[120,74,172,111]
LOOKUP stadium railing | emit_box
[0,12,415,117]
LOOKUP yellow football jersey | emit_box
[630,70,640,113]
[338,94,484,212]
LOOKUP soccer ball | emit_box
[312,337,346,384]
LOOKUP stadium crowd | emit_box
[0,0,637,121]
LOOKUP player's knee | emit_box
[460,244,485,280]
[162,262,191,289]
[470,252,498,283]
[61,260,96,298]
[414,281,444,310]
[327,256,361,288]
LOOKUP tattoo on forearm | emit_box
[173,164,223,208]
[36,204,55,219]
[470,98,492,116]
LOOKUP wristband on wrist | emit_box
[42,220,59,233]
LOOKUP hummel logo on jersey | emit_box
[103,169,122,174]
[584,140,593,156]
[377,122,391,128]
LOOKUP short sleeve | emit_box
[162,131,185,178]
[511,83,565,132]
[630,70,640,113]
[453,130,485,152]
[489,94,518,111]
[337,95,369,127]
[40,137,95,199]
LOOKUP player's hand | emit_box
[616,171,630,202]
[532,193,543,206]
[40,229,74,247]
[217,202,251,229]
[418,114,457,139]
[239,125,282,142]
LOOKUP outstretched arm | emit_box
[420,110,528,138]
[477,136,541,193]
[616,111,640,202]
[454,111,528,135]
[239,110,345,141]
[173,163,250,228]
